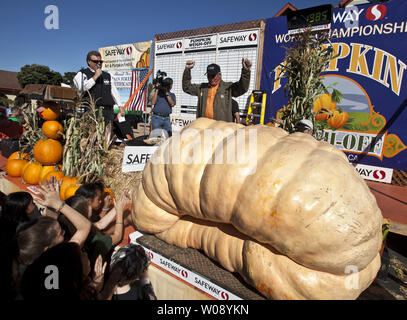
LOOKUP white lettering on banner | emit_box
[170,114,196,132]
[99,41,151,71]
[185,35,217,50]
[129,232,241,300]
[353,163,393,183]
[218,30,259,48]
[324,130,385,158]
[156,40,183,54]
[122,146,159,172]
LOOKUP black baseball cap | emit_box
[205,63,221,75]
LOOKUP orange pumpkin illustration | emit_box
[313,94,336,120]
[327,110,349,129]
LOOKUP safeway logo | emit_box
[148,251,154,260]
[181,270,188,278]
[366,4,387,21]
[354,164,393,184]
[249,33,257,41]
[373,169,386,180]
[220,291,229,300]
[176,41,182,48]
[126,46,132,55]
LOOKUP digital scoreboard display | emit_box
[287,5,333,31]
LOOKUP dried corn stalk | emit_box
[19,102,46,155]
[276,29,341,135]
[62,93,113,183]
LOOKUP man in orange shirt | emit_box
[182,59,251,122]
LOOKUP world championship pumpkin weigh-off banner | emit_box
[260,0,407,172]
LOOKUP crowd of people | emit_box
[0,177,157,300]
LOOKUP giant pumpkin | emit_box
[131,118,382,300]
[33,139,63,165]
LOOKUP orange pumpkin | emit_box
[22,162,43,185]
[327,110,349,129]
[313,94,337,121]
[105,187,115,206]
[33,139,63,165]
[39,165,57,184]
[60,176,78,200]
[45,170,64,183]
[42,121,63,139]
[8,151,30,162]
[6,159,28,177]
[40,102,60,121]
[65,184,81,200]
[21,161,31,176]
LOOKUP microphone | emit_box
[97,65,102,69]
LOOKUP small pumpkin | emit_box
[39,165,57,184]
[42,120,63,139]
[44,170,64,183]
[105,187,115,206]
[313,94,336,121]
[39,101,60,121]
[60,176,79,201]
[327,110,349,129]
[21,161,31,177]
[6,159,28,177]
[22,162,43,185]
[65,184,81,200]
[8,151,30,162]
[33,139,63,165]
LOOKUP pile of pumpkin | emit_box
[313,93,349,129]
[5,102,80,201]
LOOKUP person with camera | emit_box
[182,59,251,122]
[150,74,176,137]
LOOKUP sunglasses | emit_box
[91,59,104,64]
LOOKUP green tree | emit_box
[17,64,63,88]
[62,72,76,87]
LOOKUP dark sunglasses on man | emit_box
[91,59,104,64]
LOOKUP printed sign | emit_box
[99,41,152,70]
[109,69,132,109]
[155,39,183,55]
[260,0,407,170]
[122,146,158,172]
[354,163,393,183]
[170,114,195,132]
[128,231,242,300]
[218,30,259,48]
[184,35,217,51]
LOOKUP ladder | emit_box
[245,90,267,125]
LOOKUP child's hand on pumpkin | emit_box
[35,176,63,211]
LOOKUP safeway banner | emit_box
[99,41,151,70]
[261,0,407,171]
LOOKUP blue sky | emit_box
[0,0,340,75]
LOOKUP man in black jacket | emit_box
[73,51,134,140]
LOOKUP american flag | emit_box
[127,69,149,111]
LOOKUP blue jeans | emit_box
[151,114,172,137]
